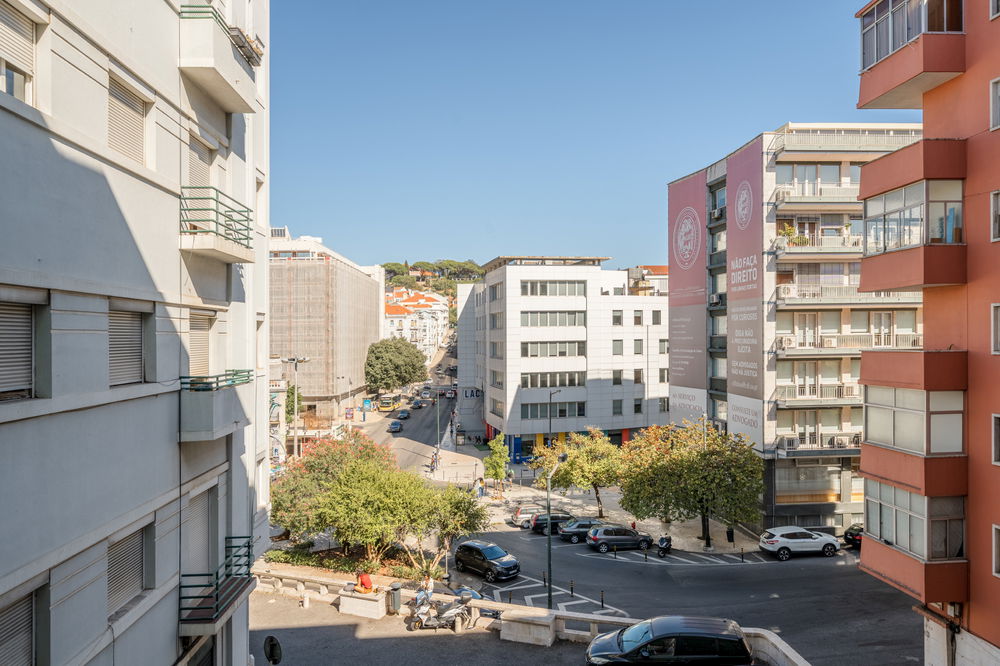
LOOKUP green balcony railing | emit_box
[180,5,264,67]
[181,369,253,391]
[180,186,253,249]
[179,536,253,624]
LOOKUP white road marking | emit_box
[557,599,593,611]
[524,590,565,606]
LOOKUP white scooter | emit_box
[409,592,473,631]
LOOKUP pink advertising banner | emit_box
[668,170,708,406]
[724,137,765,445]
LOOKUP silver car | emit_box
[759,526,840,560]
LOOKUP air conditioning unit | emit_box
[709,294,722,305]
[835,436,850,448]
[779,336,796,350]
[777,284,797,299]
[779,436,799,450]
[712,207,723,220]
[822,337,837,348]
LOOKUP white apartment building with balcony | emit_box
[0,1,269,664]
[668,123,923,535]
[457,257,669,461]
[384,289,449,363]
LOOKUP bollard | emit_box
[301,592,310,609]
[570,580,574,598]
[644,549,648,562]
[600,591,605,609]
[740,547,745,563]
[508,591,513,604]
[542,571,547,588]
[613,545,617,559]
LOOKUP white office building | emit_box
[0,1,269,664]
[457,257,669,461]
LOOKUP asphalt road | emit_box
[450,523,922,666]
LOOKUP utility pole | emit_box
[546,452,568,609]
[286,357,310,456]
[547,388,561,448]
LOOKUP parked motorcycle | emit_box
[656,535,673,557]
[409,593,472,631]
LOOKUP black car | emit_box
[586,524,653,553]
[530,512,575,535]
[844,523,863,549]
[454,540,520,583]
[558,518,604,544]
[397,409,411,420]
[586,616,754,665]
[387,420,402,433]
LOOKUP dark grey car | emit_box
[586,524,653,553]
[558,518,604,544]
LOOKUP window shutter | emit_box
[0,303,32,394]
[107,529,144,615]
[0,1,33,75]
[183,491,211,574]
[189,315,211,375]
[108,311,143,386]
[108,78,144,164]
[188,136,212,187]
[0,593,33,666]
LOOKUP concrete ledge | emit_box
[744,627,811,666]
[500,611,555,647]
[339,588,386,619]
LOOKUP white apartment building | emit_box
[0,1,270,664]
[384,288,449,363]
[457,257,670,461]
[269,228,384,422]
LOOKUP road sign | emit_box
[362,399,372,411]
[345,408,354,421]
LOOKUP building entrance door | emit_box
[795,362,818,398]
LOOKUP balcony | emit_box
[180,370,253,442]
[859,538,967,603]
[857,1,965,109]
[860,349,967,391]
[708,249,727,269]
[709,377,727,393]
[776,333,922,357]
[776,283,921,306]
[774,183,861,207]
[180,187,255,263]
[775,233,863,260]
[860,443,967,496]
[773,383,862,408]
[775,431,862,458]
[709,335,727,352]
[770,130,922,154]
[179,5,260,112]
[179,536,256,636]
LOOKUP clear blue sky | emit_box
[271,1,919,269]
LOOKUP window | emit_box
[633,339,643,355]
[612,310,622,326]
[189,313,212,374]
[992,191,1000,241]
[612,339,623,355]
[993,415,1000,465]
[612,370,622,386]
[993,0,1000,19]
[658,397,669,412]
[488,282,504,301]
[633,310,643,325]
[520,402,586,419]
[520,371,586,388]
[188,134,213,186]
[850,164,862,184]
[490,370,504,389]
[651,310,661,325]
[108,528,146,616]
[0,591,33,665]
[0,1,34,104]
[994,526,1000,578]
[519,311,585,327]
[520,280,586,296]
[520,341,586,357]
[633,398,643,414]
[108,77,146,164]
[861,0,962,70]
[633,369,643,384]
[0,302,33,400]
[489,342,503,359]
[712,186,727,211]
[820,164,840,186]
[490,398,505,418]
[992,79,1000,130]
[865,386,964,454]
[659,339,669,354]
[995,305,1000,353]
[864,180,963,255]
[109,311,144,386]
[612,399,622,416]
[659,368,668,383]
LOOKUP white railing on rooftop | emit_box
[772,131,922,153]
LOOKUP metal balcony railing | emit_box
[774,183,861,202]
[775,431,862,451]
[776,333,923,351]
[180,186,253,249]
[180,5,264,67]
[776,284,921,302]
[181,370,253,391]
[771,131,922,153]
[179,536,253,624]
[773,383,861,402]
[775,234,864,251]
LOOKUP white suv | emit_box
[759,526,840,561]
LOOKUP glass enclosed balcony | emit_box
[860,0,962,71]
[863,180,962,256]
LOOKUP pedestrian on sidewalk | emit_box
[631,521,636,530]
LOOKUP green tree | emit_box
[483,432,509,494]
[434,259,464,278]
[389,274,418,290]
[284,384,302,423]
[382,262,407,278]
[429,277,457,298]
[529,427,622,518]
[619,420,764,547]
[411,261,437,277]
[270,430,396,539]
[364,337,427,393]
[458,260,483,279]
[448,305,457,327]
[400,484,490,574]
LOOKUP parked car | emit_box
[530,512,575,535]
[453,540,520,583]
[510,504,545,528]
[586,525,653,553]
[586,615,754,665]
[421,390,431,399]
[445,389,456,399]
[397,410,410,420]
[559,518,604,544]
[759,526,840,561]
[452,381,458,387]
[447,586,500,619]
[843,523,864,549]
[387,420,402,433]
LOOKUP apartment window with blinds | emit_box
[107,528,146,616]
[109,311,144,386]
[189,314,213,375]
[651,310,661,325]
[612,370,622,386]
[633,369,643,384]
[992,191,1000,242]
[658,397,669,413]
[992,79,1000,131]
[659,368,669,383]
[0,1,34,104]
[612,399,622,416]
[188,135,213,187]
[659,339,669,354]
[0,302,32,400]
[634,339,643,355]
[108,77,146,164]
[0,591,33,666]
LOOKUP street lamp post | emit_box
[285,357,310,457]
[547,389,561,448]
[546,452,568,610]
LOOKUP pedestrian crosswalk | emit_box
[481,575,627,615]
[575,548,783,566]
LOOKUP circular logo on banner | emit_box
[672,207,702,271]
[734,180,753,230]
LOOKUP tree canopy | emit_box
[529,427,622,517]
[389,274,418,290]
[382,262,407,278]
[284,384,302,423]
[364,337,427,393]
[483,432,509,491]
